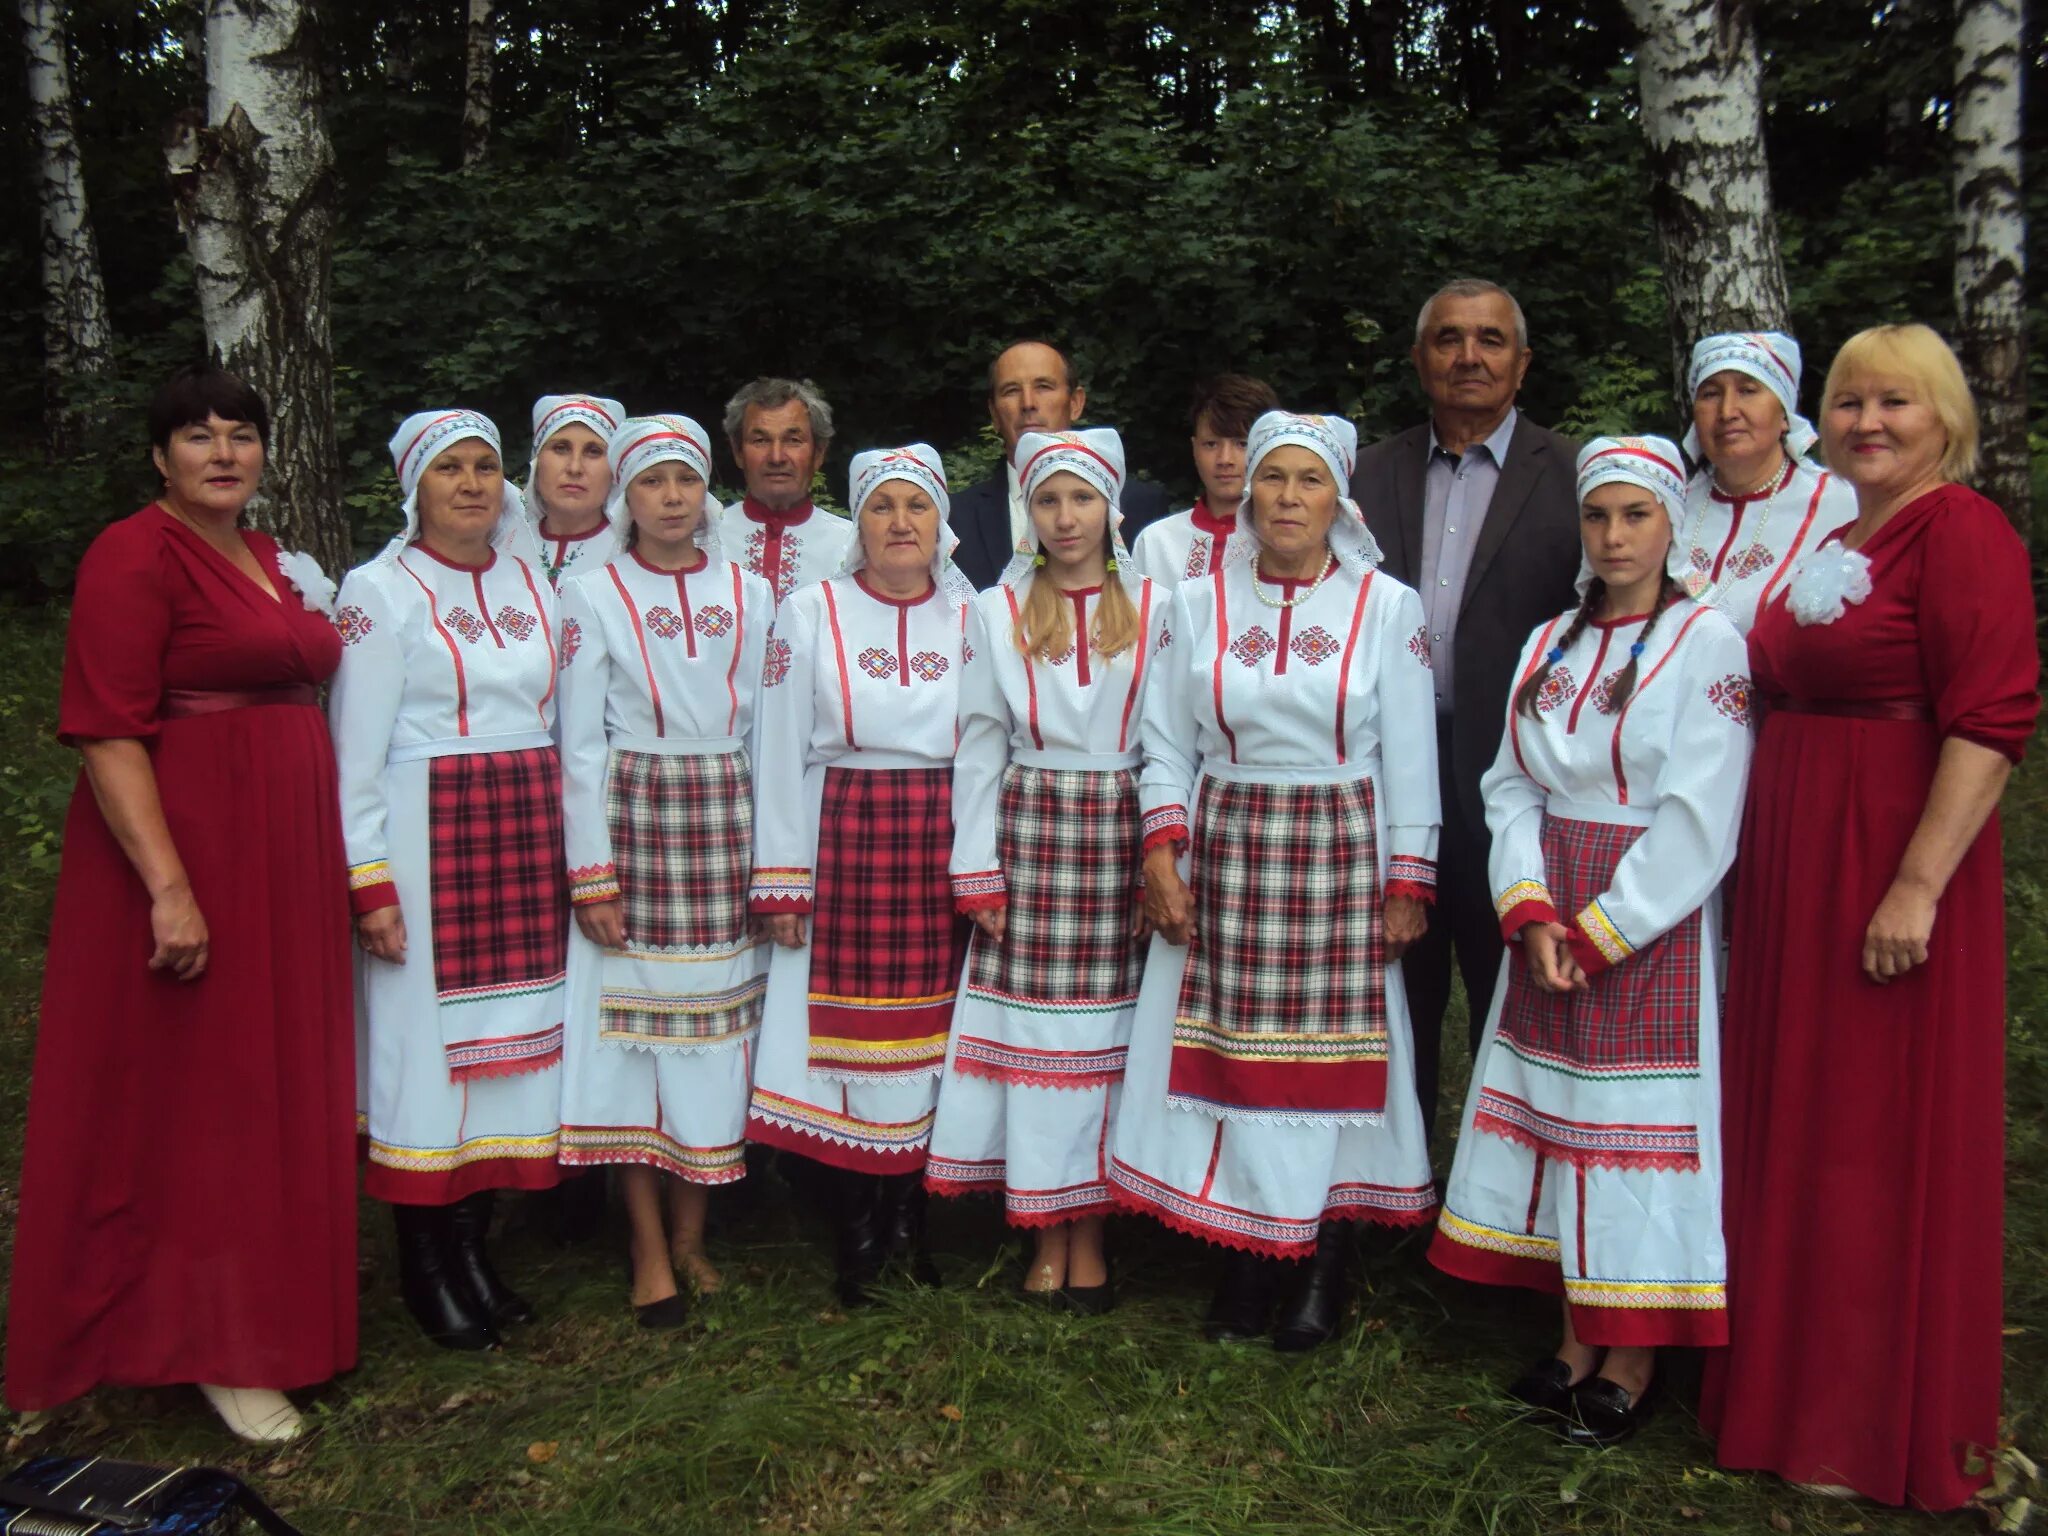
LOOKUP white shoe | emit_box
[197,1385,304,1444]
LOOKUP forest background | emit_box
[0,2,2044,1533]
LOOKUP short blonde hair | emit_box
[1821,324,1979,483]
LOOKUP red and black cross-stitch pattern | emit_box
[1177,776,1386,1039]
[428,746,568,998]
[1499,815,1702,1072]
[969,766,1144,1004]
[810,766,968,1010]
[606,749,753,950]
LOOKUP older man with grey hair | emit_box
[716,376,851,606]
[1350,278,1582,1151]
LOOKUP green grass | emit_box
[0,607,2039,1535]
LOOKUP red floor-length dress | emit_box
[1702,485,2038,1508]
[5,505,358,1411]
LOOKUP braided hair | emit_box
[1512,570,1681,718]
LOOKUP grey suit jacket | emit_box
[1350,414,1582,835]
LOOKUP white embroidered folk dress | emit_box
[709,501,855,608]
[1431,596,1752,1344]
[1675,459,1854,633]
[1107,560,1442,1255]
[925,580,1162,1224]
[556,548,774,1184]
[329,546,566,1199]
[745,574,970,1168]
[537,523,617,589]
[1129,501,1239,590]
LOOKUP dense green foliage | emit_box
[0,0,2045,592]
[0,614,2037,1532]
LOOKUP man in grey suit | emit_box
[1351,278,1583,1148]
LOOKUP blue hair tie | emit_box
[1629,640,1646,659]
[1545,646,1565,665]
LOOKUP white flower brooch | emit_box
[1784,541,1872,627]
[276,549,338,616]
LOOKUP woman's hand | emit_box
[1520,920,1588,993]
[1129,899,1153,943]
[575,900,627,950]
[971,906,1007,943]
[1863,878,1937,984]
[148,882,209,981]
[357,905,408,965]
[764,913,807,949]
[1384,893,1427,961]
[1143,845,1195,946]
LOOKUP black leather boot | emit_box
[835,1171,887,1308]
[1271,1222,1349,1352]
[882,1172,941,1287]
[393,1204,498,1351]
[449,1191,537,1327]
[1203,1247,1277,1341]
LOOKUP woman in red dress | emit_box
[5,366,357,1443]
[1703,324,2038,1508]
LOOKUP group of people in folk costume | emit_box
[6,278,2036,1516]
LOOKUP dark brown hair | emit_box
[1188,374,1280,438]
[986,339,1080,398]
[1512,571,1679,719]
[147,363,270,449]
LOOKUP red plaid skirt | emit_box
[1498,815,1702,1074]
[1169,775,1387,1121]
[968,766,1143,1006]
[428,746,569,1081]
[608,749,753,951]
[808,766,968,1080]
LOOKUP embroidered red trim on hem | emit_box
[1142,827,1187,855]
[749,895,813,915]
[1109,1182,1314,1259]
[367,1155,562,1206]
[557,1141,746,1186]
[447,1047,564,1086]
[950,1055,1124,1092]
[1427,1225,1562,1295]
[1570,1302,1727,1349]
[1385,880,1436,904]
[1473,1114,1701,1174]
[744,1113,928,1174]
[955,892,1008,916]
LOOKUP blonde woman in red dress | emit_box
[1703,324,2039,1508]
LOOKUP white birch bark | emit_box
[21,0,113,453]
[1623,0,1791,405]
[461,0,493,168]
[1953,0,2029,533]
[166,0,348,575]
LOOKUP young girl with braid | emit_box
[1428,436,1753,1447]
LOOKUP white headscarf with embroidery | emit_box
[380,409,543,567]
[998,428,1142,597]
[1226,411,1383,576]
[1571,434,1694,597]
[1683,331,1819,464]
[837,443,977,606]
[598,414,725,565]
[522,393,626,527]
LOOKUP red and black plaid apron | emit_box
[808,765,968,1080]
[968,766,1144,1008]
[1168,774,1387,1121]
[1493,814,1703,1080]
[602,749,759,1045]
[428,746,569,1082]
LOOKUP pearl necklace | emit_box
[1684,456,1797,605]
[1252,551,1336,608]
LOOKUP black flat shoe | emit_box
[634,1293,690,1330]
[1056,1282,1116,1317]
[1203,1248,1276,1341]
[1271,1223,1348,1352]
[1563,1376,1654,1446]
[1505,1357,1578,1418]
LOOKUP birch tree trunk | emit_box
[166,0,348,576]
[1953,0,2030,534]
[21,0,113,455]
[461,0,493,168]
[1623,0,1791,407]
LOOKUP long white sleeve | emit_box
[1482,628,1557,938]
[1567,615,1752,976]
[328,569,407,915]
[949,600,1011,905]
[748,590,823,912]
[1372,581,1442,888]
[556,574,618,905]
[1137,584,1199,847]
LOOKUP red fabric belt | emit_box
[1777,698,1932,722]
[162,685,320,718]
